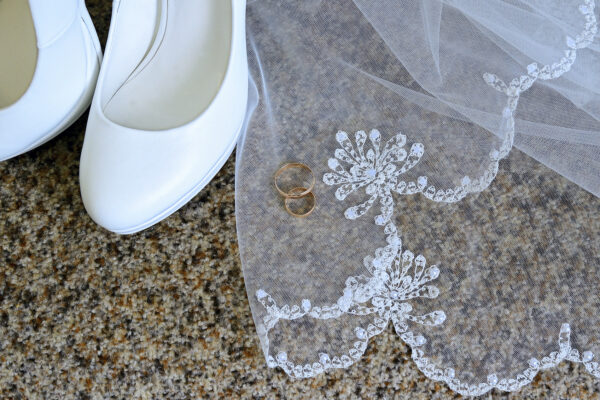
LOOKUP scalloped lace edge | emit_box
[253,0,599,396]
[261,322,600,396]
[321,0,597,227]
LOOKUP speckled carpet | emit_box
[1,2,599,399]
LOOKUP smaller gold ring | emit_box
[274,163,315,199]
[284,187,316,218]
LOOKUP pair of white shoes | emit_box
[0,0,249,234]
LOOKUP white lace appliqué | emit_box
[255,222,445,378]
[255,0,598,396]
[324,0,597,209]
[323,130,426,225]
[475,0,598,198]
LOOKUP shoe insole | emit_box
[0,0,38,109]
[102,0,233,131]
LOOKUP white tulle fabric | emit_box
[236,0,600,395]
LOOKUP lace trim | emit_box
[322,0,597,226]
[257,316,599,396]
[323,129,427,225]
[256,222,446,377]
[255,226,600,396]
[414,323,600,396]
[255,0,598,395]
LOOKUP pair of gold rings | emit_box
[274,163,316,218]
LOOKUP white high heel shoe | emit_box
[0,0,101,161]
[80,0,248,234]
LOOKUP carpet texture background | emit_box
[1,1,599,399]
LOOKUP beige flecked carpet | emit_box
[1,2,599,399]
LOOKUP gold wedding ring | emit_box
[284,187,316,218]
[274,163,315,199]
[274,163,316,218]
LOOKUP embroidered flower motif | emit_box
[252,0,600,391]
[255,223,446,377]
[323,130,426,225]
[336,223,446,335]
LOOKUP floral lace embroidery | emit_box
[256,311,600,396]
[255,0,598,396]
[255,222,445,378]
[472,0,599,199]
[323,130,426,225]
[413,323,600,396]
[323,0,597,213]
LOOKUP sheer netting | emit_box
[236,0,600,395]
